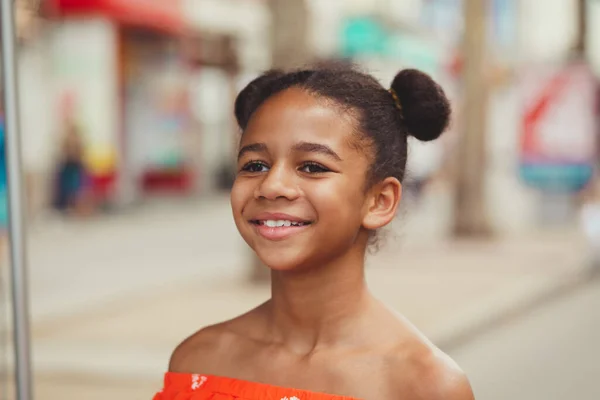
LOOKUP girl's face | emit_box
[231,88,400,271]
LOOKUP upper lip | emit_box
[250,212,312,223]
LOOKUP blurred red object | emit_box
[448,52,463,78]
[141,168,193,194]
[47,0,187,35]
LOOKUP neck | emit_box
[265,244,373,355]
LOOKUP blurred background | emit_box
[1,0,600,399]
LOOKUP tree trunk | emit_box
[452,0,493,238]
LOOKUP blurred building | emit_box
[307,0,598,234]
[17,0,269,215]
[11,0,600,233]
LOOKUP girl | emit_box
[155,65,474,400]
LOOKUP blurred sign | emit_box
[340,17,387,57]
[520,62,597,192]
[340,16,446,76]
[49,0,186,35]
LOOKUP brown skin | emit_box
[170,88,474,400]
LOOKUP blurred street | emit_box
[26,196,246,322]
[2,0,600,399]
[23,275,600,400]
[452,279,600,400]
[3,188,589,398]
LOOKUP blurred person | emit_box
[51,122,94,216]
[156,65,473,400]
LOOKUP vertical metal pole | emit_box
[1,1,33,399]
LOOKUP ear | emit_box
[362,177,402,230]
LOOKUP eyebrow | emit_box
[237,143,267,160]
[292,141,342,161]
[237,141,343,162]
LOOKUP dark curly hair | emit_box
[234,63,451,187]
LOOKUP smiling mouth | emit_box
[250,219,312,227]
[249,219,313,240]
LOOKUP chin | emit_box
[237,222,315,271]
[253,246,310,272]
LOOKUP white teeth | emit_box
[262,220,305,227]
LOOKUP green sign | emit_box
[341,17,387,57]
[341,17,443,75]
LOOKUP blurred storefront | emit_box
[16,0,269,213]
[46,0,194,207]
[37,0,267,208]
[119,28,195,202]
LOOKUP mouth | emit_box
[250,219,312,228]
[248,215,314,241]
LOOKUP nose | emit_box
[254,163,300,201]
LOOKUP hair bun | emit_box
[390,69,451,142]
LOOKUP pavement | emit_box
[0,188,595,399]
[451,278,600,400]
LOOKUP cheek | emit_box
[230,179,250,216]
[230,181,254,244]
[310,180,366,222]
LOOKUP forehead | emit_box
[242,88,359,148]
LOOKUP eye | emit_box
[299,162,330,174]
[241,160,269,173]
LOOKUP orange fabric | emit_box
[154,372,361,400]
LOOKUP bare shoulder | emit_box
[168,305,266,374]
[407,346,474,400]
[388,335,474,400]
[168,322,235,373]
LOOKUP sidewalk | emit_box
[33,233,591,399]
[3,193,594,399]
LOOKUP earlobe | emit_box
[362,178,402,230]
